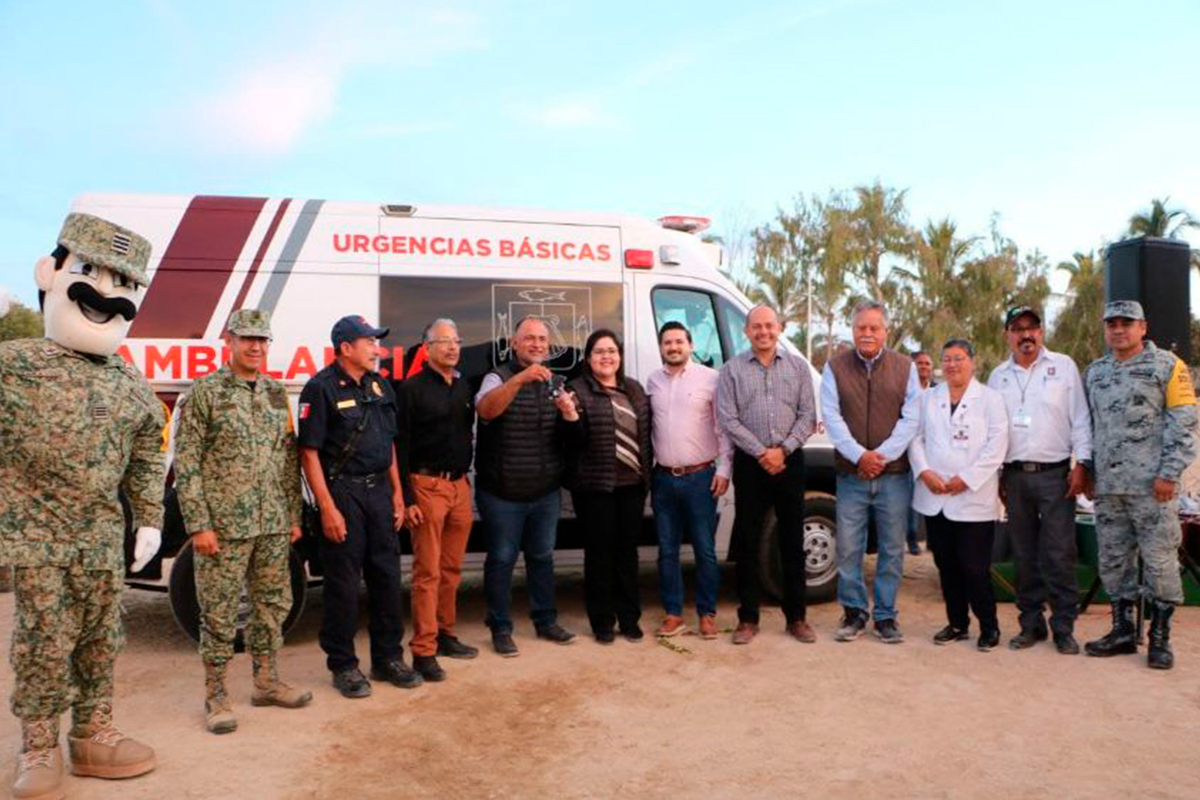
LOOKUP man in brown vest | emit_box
[819,301,922,643]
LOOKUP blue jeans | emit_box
[478,489,561,634]
[835,472,911,621]
[652,467,720,617]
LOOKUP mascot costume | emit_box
[0,213,165,798]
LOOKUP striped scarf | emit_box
[607,387,641,473]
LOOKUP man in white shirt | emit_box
[987,306,1092,654]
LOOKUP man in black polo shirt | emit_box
[397,318,479,682]
[298,315,421,698]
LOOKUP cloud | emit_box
[528,98,615,129]
[183,3,485,156]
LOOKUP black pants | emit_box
[926,513,998,633]
[318,479,404,672]
[732,449,807,625]
[572,485,645,634]
[1002,466,1079,635]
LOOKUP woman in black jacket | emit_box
[565,329,653,643]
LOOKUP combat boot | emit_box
[251,653,313,708]
[204,662,238,734]
[68,702,156,779]
[13,718,64,800]
[1084,599,1138,657]
[1147,600,1175,670]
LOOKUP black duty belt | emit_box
[330,471,388,488]
[1004,459,1070,473]
[413,467,466,481]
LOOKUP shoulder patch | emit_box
[1165,358,1196,408]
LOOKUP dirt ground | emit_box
[1,555,1198,800]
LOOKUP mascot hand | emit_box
[131,526,162,572]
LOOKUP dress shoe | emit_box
[332,668,372,699]
[492,632,520,658]
[594,629,616,645]
[1053,632,1080,655]
[370,658,424,689]
[620,624,644,642]
[732,621,758,645]
[1008,628,1048,650]
[535,624,577,645]
[977,628,1001,651]
[698,614,719,640]
[933,625,969,645]
[413,655,446,682]
[787,620,816,643]
[437,633,480,660]
[656,615,687,637]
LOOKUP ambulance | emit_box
[68,193,839,644]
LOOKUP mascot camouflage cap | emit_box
[57,213,152,286]
[226,308,273,338]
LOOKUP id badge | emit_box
[952,424,970,449]
[1012,408,1032,429]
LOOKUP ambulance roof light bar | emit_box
[658,215,710,234]
[381,204,417,216]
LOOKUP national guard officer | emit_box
[1,214,164,797]
[173,308,312,734]
[1084,300,1198,669]
[298,315,420,697]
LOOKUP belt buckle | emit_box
[1021,462,1038,473]
[670,466,686,477]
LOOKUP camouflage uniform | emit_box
[0,338,165,725]
[173,344,303,666]
[1087,339,1198,603]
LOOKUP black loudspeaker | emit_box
[1105,236,1192,362]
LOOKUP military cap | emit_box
[1005,305,1042,328]
[1103,300,1145,321]
[227,308,273,338]
[57,213,152,286]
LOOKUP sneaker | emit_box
[332,668,372,699]
[620,624,644,642]
[834,610,868,642]
[535,624,577,645]
[437,633,480,660]
[874,619,904,644]
[492,632,520,658]
[412,655,446,682]
[932,625,969,645]
[656,615,687,637]
[787,620,817,643]
[698,614,719,640]
[1008,627,1048,650]
[370,658,424,689]
[594,629,616,645]
[978,628,1001,651]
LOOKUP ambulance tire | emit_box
[758,492,839,604]
[168,540,308,652]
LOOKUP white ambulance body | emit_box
[68,193,838,642]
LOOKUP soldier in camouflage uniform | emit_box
[1084,300,1198,669]
[173,308,312,734]
[0,214,165,798]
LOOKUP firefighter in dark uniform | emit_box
[298,315,422,698]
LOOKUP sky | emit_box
[2,0,1199,311]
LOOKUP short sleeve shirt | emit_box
[298,362,398,476]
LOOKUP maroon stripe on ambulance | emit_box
[227,198,291,321]
[129,195,269,339]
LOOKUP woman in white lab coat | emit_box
[908,339,1009,651]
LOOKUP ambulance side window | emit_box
[651,288,723,368]
[718,296,750,358]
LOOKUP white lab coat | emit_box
[908,378,1009,522]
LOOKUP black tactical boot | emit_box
[1147,601,1175,670]
[1084,599,1137,657]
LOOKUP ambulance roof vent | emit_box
[381,204,417,217]
[658,215,710,234]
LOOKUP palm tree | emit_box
[1127,197,1200,238]
[849,181,912,303]
[1049,250,1106,367]
[895,218,978,353]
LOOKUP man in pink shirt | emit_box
[646,322,733,639]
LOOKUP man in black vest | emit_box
[476,316,580,656]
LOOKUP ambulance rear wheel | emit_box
[758,492,839,604]
[168,540,308,652]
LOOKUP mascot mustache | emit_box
[67,281,138,322]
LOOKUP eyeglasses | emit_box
[429,337,463,346]
[942,355,970,364]
[1009,326,1040,334]
[591,348,620,357]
